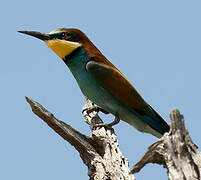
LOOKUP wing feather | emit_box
[86,61,169,134]
[86,61,148,111]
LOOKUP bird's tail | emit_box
[148,106,170,136]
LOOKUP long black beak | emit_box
[18,31,50,41]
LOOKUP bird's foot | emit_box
[82,105,119,131]
[93,114,120,130]
[82,106,109,115]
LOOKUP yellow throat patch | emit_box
[45,40,82,59]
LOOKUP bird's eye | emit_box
[61,32,68,39]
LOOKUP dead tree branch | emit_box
[132,109,201,180]
[25,96,134,180]
[26,96,201,180]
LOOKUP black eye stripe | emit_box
[50,32,81,42]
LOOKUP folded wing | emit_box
[86,61,169,135]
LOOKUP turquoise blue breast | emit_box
[64,47,120,114]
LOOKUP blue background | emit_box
[1,1,200,179]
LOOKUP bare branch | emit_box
[131,109,201,180]
[26,96,135,180]
[25,96,99,165]
[26,95,201,180]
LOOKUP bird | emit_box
[18,28,169,138]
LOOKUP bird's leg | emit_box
[93,114,120,130]
[97,107,110,114]
[82,97,119,129]
[82,96,109,115]
[107,114,120,127]
[82,106,120,127]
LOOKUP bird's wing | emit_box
[86,61,147,111]
[86,61,169,134]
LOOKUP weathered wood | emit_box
[26,96,135,180]
[26,96,201,179]
[132,109,201,180]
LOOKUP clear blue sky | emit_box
[1,0,201,179]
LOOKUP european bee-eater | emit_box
[18,28,169,138]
